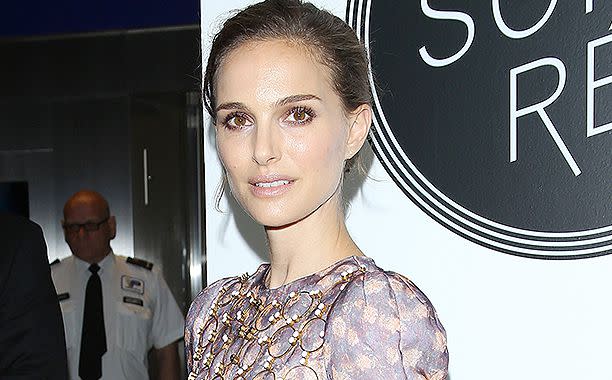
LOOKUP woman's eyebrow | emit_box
[277,94,321,106]
[215,102,248,112]
[215,94,321,113]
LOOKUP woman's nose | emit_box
[252,123,281,166]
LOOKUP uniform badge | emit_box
[121,275,145,295]
[123,296,144,306]
[126,257,153,270]
[57,292,70,301]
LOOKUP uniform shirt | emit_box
[51,252,184,380]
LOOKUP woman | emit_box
[186,0,449,378]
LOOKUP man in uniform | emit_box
[51,190,184,380]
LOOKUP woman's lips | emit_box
[249,176,295,197]
[255,179,290,188]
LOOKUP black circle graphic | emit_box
[346,1,612,259]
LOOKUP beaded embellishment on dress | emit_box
[188,263,367,380]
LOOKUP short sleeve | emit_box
[151,271,185,349]
[325,271,448,380]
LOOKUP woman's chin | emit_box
[247,208,306,230]
[255,215,301,230]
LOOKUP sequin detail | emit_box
[186,256,449,380]
[187,264,366,379]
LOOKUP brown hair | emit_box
[203,0,371,117]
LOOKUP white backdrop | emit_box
[200,1,612,379]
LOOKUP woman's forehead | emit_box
[215,39,336,107]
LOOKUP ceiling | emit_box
[0,0,199,38]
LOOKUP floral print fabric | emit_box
[185,256,448,379]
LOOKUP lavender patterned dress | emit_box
[185,256,448,379]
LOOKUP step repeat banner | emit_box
[201,1,612,379]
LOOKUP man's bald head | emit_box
[62,190,116,264]
[63,190,110,219]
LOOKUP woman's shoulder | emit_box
[327,257,446,339]
[340,257,440,314]
[324,257,448,378]
[359,268,446,337]
[186,276,238,327]
[189,276,239,310]
[187,262,269,317]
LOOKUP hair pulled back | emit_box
[203,0,371,117]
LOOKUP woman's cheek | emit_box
[218,138,242,170]
[285,133,309,156]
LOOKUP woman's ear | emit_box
[345,103,372,160]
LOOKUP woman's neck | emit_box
[264,196,362,289]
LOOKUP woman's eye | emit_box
[222,113,253,129]
[231,115,248,127]
[291,109,308,122]
[285,107,314,125]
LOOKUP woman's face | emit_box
[214,39,368,227]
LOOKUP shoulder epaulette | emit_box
[49,258,60,266]
[126,257,153,270]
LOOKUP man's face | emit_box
[62,198,116,264]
